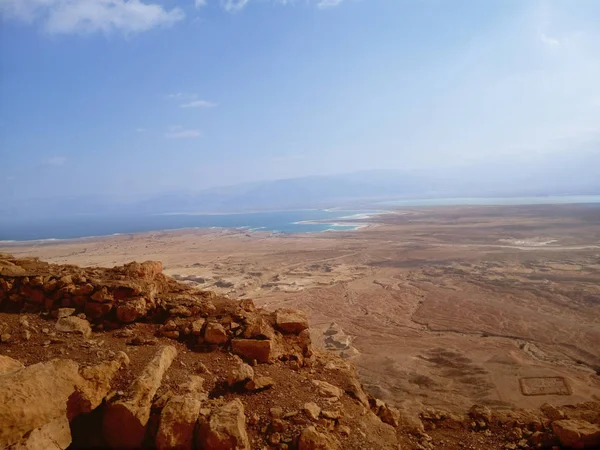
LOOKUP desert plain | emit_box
[2,204,599,415]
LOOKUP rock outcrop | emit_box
[3,254,600,450]
[103,345,177,448]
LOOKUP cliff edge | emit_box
[1,254,599,449]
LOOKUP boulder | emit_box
[0,354,24,375]
[155,395,202,450]
[469,404,492,424]
[244,376,275,391]
[55,308,76,319]
[70,352,130,417]
[197,399,250,450]
[303,402,321,421]
[541,403,566,421]
[116,297,148,323]
[191,318,206,336]
[242,316,275,340]
[55,316,91,339]
[552,419,600,449]
[227,359,254,387]
[312,380,343,399]
[0,359,81,447]
[103,346,177,449]
[275,308,309,334]
[205,322,228,345]
[298,426,341,450]
[379,404,401,427]
[231,339,273,363]
[10,415,72,450]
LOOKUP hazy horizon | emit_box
[2,0,600,205]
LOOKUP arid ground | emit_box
[2,204,599,415]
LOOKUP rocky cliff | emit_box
[1,254,599,449]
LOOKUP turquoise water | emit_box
[0,210,380,242]
[378,195,600,207]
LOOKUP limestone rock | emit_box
[156,394,202,450]
[197,398,250,450]
[116,297,148,323]
[312,380,343,399]
[379,404,401,427]
[227,359,254,387]
[103,345,177,448]
[469,404,492,424]
[0,354,24,375]
[298,426,341,450]
[231,339,273,363]
[55,316,91,339]
[244,376,274,391]
[10,415,72,450]
[541,403,566,421]
[191,318,206,336]
[242,316,275,340]
[552,419,600,449]
[70,351,130,417]
[205,322,228,345]
[275,308,309,334]
[55,308,76,319]
[0,359,81,448]
[303,402,321,421]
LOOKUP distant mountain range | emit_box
[2,160,600,220]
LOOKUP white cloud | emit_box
[180,100,217,108]
[540,33,560,46]
[221,0,249,12]
[164,125,201,139]
[135,127,146,132]
[167,92,198,100]
[45,156,67,166]
[0,0,184,34]
[195,0,207,7]
[216,0,346,12]
[316,0,343,9]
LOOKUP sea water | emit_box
[0,210,381,242]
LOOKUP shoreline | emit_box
[0,219,381,247]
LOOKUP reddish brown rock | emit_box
[204,322,228,345]
[116,297,148,323]
[552,419,600,449]
[275,308,309,334]
[103,346,177,448]
[231,339,273,363]
[197,399,250,450]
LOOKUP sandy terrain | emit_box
[2,204,600,414]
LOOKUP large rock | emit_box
[541,403,565,421]
[0,359,81,447]
[55,316,92,339]
[9,416,71,450]
[0,354,24,375]
[116,297,148,323]
[312,380,343,399]
[197,399,250,450]
[231,339,273,363]
[275,308,309,334]
[156,395,202,450]
[552,419,600,449]
[227,358,254,387]
[70,352,130,417]
[205,322,229,345]
[298,426,341,450]
[103,346,177,448]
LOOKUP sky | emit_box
[1,0,599,202]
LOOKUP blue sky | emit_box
[1,0,599,201]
